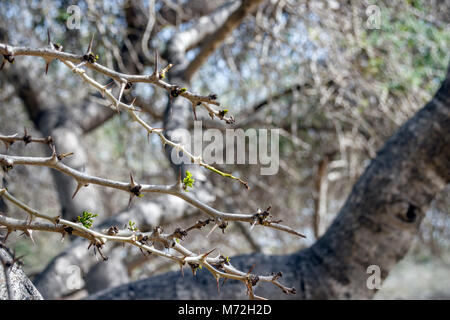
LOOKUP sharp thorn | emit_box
[117,82,125,107]
[129,172,136,187]
[3,229,12,242]
[87,34,95,53]
[206,224,218,238]
[193,105,197,121]
[72,183,83,199]
[201,248,216,260]
[128,194,134,209]
[216,277,220,293]
[22,230,35,245]
[154,50,159,75]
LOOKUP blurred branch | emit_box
[184,0,264,81]
[235,221,262,253]
[253,84,304,112]
[80,106,115,134]
[141,0,156,62]
[163,1,241,64]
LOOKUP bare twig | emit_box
[0,130,53,150]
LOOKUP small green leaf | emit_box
[183,171,195,191]
[128,220,139,232]
[77,211,98,229]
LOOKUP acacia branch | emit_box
[1,37,241,184]
[0,152,304,238]
[0,189,295,299]
[60,58,241,185]
[0,41,229,120]
[0,131,53,149]
[1,21,303,299]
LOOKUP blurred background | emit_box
[0,0,449,299]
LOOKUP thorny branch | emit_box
[0,189,296,299]
[0,38,241,185]
[0,40,234,121]
[0,130,53,150]
[0,30,304,299]
[59,58,246,187]
[0,152,304,237]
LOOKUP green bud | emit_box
[77,211,98,229]
[183,171,195,191]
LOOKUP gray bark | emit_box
[0,246,42,300]
[89,65,450,299]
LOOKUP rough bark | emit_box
[89,65,450,299]
[0,246,42,300]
